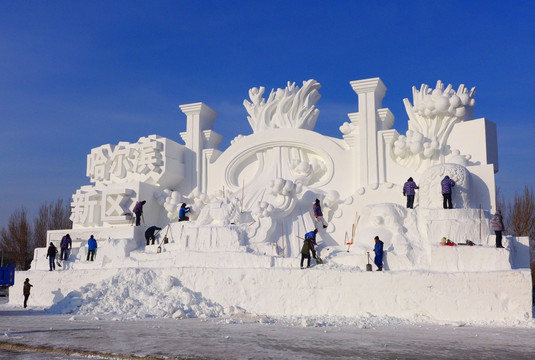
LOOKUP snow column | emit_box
[179,103,219,195]
[349,78,390,188]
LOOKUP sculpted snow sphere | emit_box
[419,164,470,208]
[18,77,531,324]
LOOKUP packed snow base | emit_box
[14,259,532,326]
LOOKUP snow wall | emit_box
[10,267,532,324]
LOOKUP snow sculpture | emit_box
[419,163,470,208]
[355,203,416,267]
[87,135,183,186]
[243,79,321,132]
[154,189,184,220]
[248,178,301,247]
[70,186,100,225]
[29,76,532,325]
[391,81,476,171]
[71,135,184,228]
[196,198,247,226]
[57,77,499,262]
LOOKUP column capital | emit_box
[179,102,217,120]
[350,77,386,97]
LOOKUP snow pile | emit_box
[48,268,226,320]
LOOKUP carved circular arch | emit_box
[221,129,337,191]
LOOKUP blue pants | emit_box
[48,257,56,270]
[374,254,383,269]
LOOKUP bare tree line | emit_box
[497,186,535,240]
[0,199,72,270]
[497,186,535,287]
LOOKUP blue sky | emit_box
[1,1,534,228]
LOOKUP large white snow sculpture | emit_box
[23,76,532,324]
[48,77,505,266]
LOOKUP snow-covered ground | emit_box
[1,298,535,359]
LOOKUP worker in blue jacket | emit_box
[87,235,97,261]
[300,229,318,269]
[178,203,191,222]
[373,236,384,271]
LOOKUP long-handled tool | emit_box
[157,225,171,253]
[366,251,372,271]
[347,214,360,252]
[180,224,185,242]
[345,231,352,252]
[296,236,330,250]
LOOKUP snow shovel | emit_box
[157,226,169,253]
[315,256,323,265]
[366,252,372,272]
[163,224,170,244]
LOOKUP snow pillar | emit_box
[350,78,388,186]
[179,103,218,194]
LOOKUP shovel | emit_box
[157,225,170,253]
[366,252,372,271]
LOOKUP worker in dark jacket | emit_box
[373,236,384,271]
[491,210,505,248]
[402,177,419,209]
[132,200,146,226]
[300,229,318,269]
[46,242,57,271]
[23,278,33,308]
[145,226,162,245]
[87,235,97,261]
[60,234,72,261]
[441,176,456,209]
[313,199,328,229]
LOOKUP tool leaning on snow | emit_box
[157,224,171,253]
[366,251,372,271]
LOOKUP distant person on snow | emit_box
[403,177,419,209]
[373,236,384,271]
[491,210,505,248]
[145,226,162,246]
[313,199,328,229]
[300,229,318,269]
[60,234,72,261]
[87,235,97,261]
[132,200,146,226]
[441,176,455,209]
[23,278,33,308]
[46,242,57,271]
[178,203,191,222]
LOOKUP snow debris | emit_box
[48,268,225,320]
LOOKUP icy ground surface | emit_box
[1,300,535,359]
